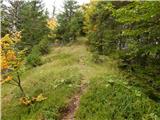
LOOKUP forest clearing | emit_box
[1,0,160,120]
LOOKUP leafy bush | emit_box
[26,46,42,67]
[26,36,50,67]
[38,36,50,55]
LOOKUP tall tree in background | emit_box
[56,0,83,44]
[84,1,117,55]
[52,1,56,18]
[63,0,78,21]
[1,0,9,37]
[18,0,49,50]
[1,0,49,52]
[1,0,24,37]
[84,1,130,55]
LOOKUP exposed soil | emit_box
[60,55,88,120]
[60,84,87,120]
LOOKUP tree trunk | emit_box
[17,72,25,96]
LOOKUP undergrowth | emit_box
[75,75,160,120]
[2,40,160,120]
[2,47,82,120]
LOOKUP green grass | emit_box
[2,38,160,120]
[2,66,82,120]
[75,74,160,120]
[1,38,97,120]
[2,45,83,120]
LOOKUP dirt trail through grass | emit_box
[58,38,119,119]
[61,84,87,120]
[61,54,88,120]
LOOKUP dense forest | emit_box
[1,0,160,120]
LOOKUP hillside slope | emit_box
[2,38,160,120]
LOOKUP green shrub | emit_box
[26,36,50,67]
[92,52,103,64]
[26,46,42,67]
[38,36,50,55]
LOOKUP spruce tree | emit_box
[18,0,49,50]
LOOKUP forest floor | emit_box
[2,37,160,120]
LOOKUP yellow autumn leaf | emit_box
[35,93,47,102]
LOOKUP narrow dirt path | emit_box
[61,84,87,120]
[61,55,88,120]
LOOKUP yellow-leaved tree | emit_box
[47,18,57,42]
[1,32,26,96]
[47,18,57,31]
